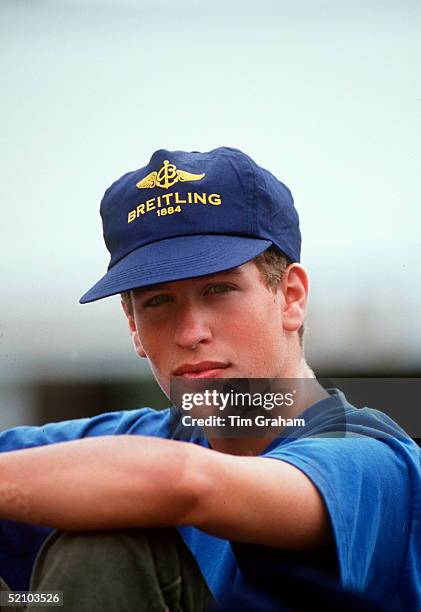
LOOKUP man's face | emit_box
[127,261,290,398]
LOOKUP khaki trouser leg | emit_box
[26,528,213,612]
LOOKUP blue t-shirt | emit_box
[262,390,421,610]
[0,389,420,609]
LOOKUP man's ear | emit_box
[121,299,147,359]
[281,264,309,333]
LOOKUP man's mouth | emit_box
[172,362,230,378]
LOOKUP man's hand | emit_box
[0,436,331,550]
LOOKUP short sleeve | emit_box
[263,436,412,599]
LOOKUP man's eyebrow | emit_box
[133,268,244,295]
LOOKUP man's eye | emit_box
[206,284,234,295]
[144,294,171,307]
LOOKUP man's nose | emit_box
[173,301,212,350]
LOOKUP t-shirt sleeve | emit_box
[0,407,171,452]
[263,436,412,598]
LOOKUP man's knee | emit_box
[30,528,212,611]
[33,527,184,583]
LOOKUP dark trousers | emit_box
[0,528,212,612]
[0,529,394,612]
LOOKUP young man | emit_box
[0,148,419,611]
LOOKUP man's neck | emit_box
[208,362,329,456]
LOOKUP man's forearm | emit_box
[0,434,330,549]
[0,436,200,530]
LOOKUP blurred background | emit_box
[1,0,420,429]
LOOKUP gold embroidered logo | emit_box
[136,160,205,190]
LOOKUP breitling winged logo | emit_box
[136,160,205,190]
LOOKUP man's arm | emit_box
[0,436,331,550]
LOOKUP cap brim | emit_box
[79,235,272,303]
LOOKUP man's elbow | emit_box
[128,440,210,528]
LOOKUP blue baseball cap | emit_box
[80,147,301,304]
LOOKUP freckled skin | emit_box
[129,261,292,399]
[0,481,30,517]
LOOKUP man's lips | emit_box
[172,362,230,378]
